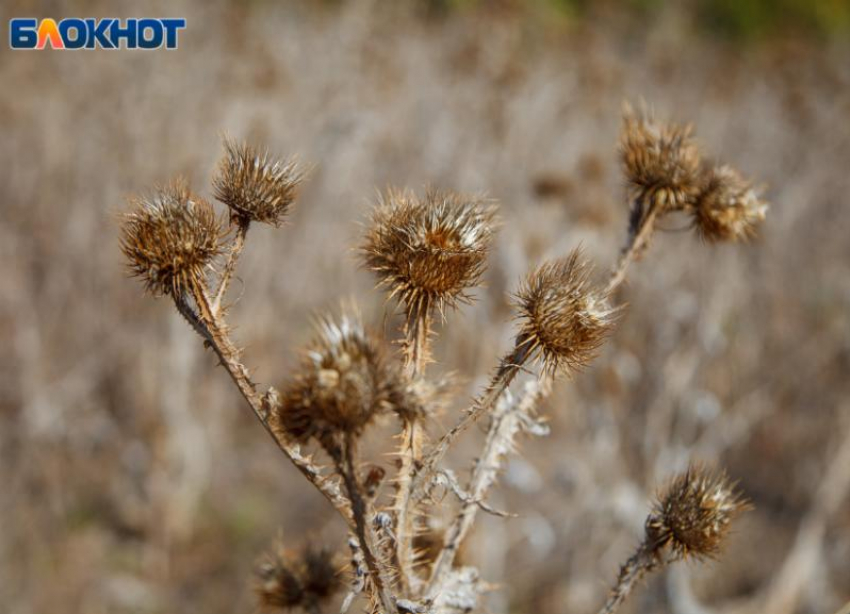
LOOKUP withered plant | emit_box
[120,104,768,614]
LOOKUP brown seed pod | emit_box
[620,103,702,211]
[213,139,305,226]
[274,310,405,449]
[120,179,224,297]
[514,250,618,375]
[255,541,342,612]
[361,188,496,319]
[694,165,768,242]
[645,464,750,561]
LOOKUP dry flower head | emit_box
[275,310,405,449]
[361,188,496,319]
[514,250,618,375]
[620,103,702,211]
[694,165,768,242]
[214,138,305,226]
[120,179,223,297]
[646,464,750,561]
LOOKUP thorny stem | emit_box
[183,281,352,523]
[336,434,398,614]
[605,196,660,295]
[173,292,213,343]
[211,218,249,315]
[426,377,551,599]
[597,543,663,614]
[412,343,530,504]
[393,309,430,594]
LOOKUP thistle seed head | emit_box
[646,465,750,561]
[213,139,305,226]
[694,165,768,242]
[255,542,341,611]
[514,250,618,375]
[275,310,405,448]
[620,103,702,210]
[361,188,497,318]
[120,180,224,297]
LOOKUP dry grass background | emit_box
[1,1,850,613]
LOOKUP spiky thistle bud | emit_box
[620,104,702,211]
[255,542,342,612]
[120,180,224,297]
[274,310,405,451]
[646,464,750,561]
[514,250,618,375]
[213,139,305,226]
[693,165,768,242]
[598,465,750,614]
[361,188,496,320]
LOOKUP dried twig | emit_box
[427,378,551,599]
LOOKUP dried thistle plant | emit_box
[514,251,619,376]
[273,310,402,453]
[598,465,750,614]
[362,188,495,321]
[119,103,766,614]
[120,179,224,297]
[694,165,769,242]
[214,138,305,227]
[608,103,769,293]
[620,102,702,212]
[361,187,496,592]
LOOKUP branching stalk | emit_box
[411,343,529,505]
[183,280,352,521]
[426,377,551,598]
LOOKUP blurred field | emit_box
[1,1,849,613]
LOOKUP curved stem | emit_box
[337,435,397,614]
[606,197,660,295]
[212,218,249,315]
[183,282,352,523]
[597,543,663,614]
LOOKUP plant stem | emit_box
[606,197,659,295]
[426,377,550,598]
[212,218,249,315]
[337,434,398,614]
[411,342,529,504]
[393,309,430,593]
[597,543,662,614]
[183,281,352,522]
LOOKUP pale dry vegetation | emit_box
[1,2,850,614]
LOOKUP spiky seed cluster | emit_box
[620,105,702,210]
[362,188,496,318]
[213,139,305,226]
[255,543,342,611]
[694,166,768,242]
[646,465,750,561]
[120,180,224,297]
[514,250,617,375]
[275,311,405,448]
